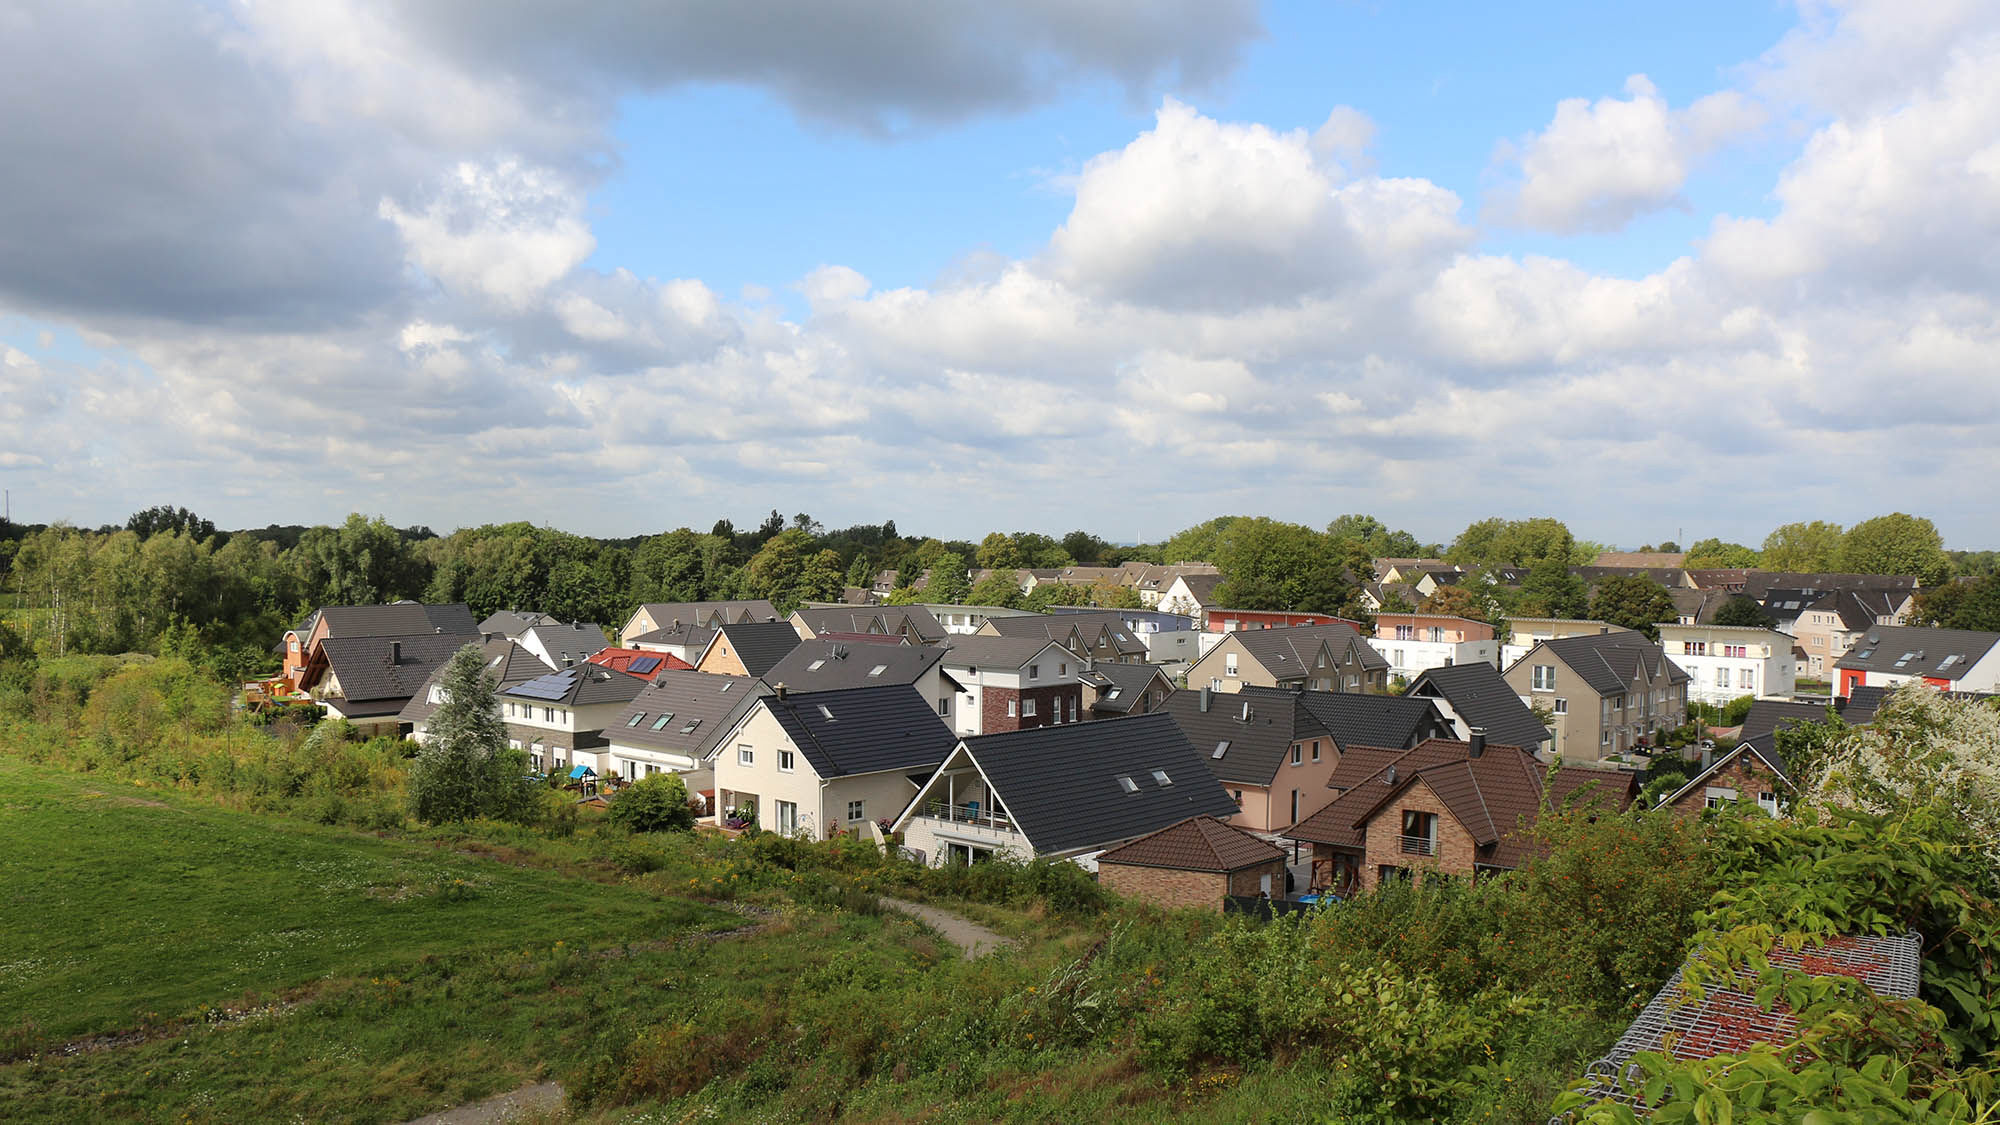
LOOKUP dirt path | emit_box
[401,1081,564,1125]
[881,898,1013,959]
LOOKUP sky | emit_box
[2,0,1998,549]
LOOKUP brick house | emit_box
[935,634,1084,736]
[1186,622,1390,695]
[1080,661,1176,720]
[1096,816,1288,910]
[1284,734,1635,895]
[1659,743,1792,819]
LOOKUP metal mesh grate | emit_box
[1551,931,1923,1122]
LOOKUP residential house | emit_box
[517,620,608,670]
[1157,573,1224,622]
[1404,662,1553,753]
[914,603,1041,635]
[1160,685,1451,836]
[1366,613,1500,680]
[400,636,554,744]
[894,711,1239,868]
[1794,589,1916,678]
[790,606,948,645]
[1833,625,2000,697]
[587,647,694,678]
[1129,563,1219,608]
[935,634,1085,736]
[760,639,961,722]
[602,670,761,790]
[1095,816,1289,910]
[498,663,649,777]
[1503,632,1690,760]
[1498,619,1631,668]
[1081,661,1176,720]
[711,685,959,838]
[1372,559,1453,585]
[618,601,783,646]
[1285,734,1635,895]
[311,631,481,736]
[1206,608,1361,635]
[623,622,716,665]
[1660,740,1793,819]
[1572,565,1695,590]
[977,611,1147,664]
[1050,606,1204,663]
[1667,588,1732,627]
[695,621,804,677]
[280,602,479,692]
[477,610,556,638]
[1186,622,1389,695]
[1660,623,1797,703]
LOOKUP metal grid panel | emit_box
[1552,932,1923,1121]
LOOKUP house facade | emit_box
[1366,613,1500,681]
[1659,623,1797,704]
[1095,816,1288,910]
[1833,625,2000,696]
[1205,609,1359,634]
[1794,590,1916,678]
[1185,623,1389,695]
[935,635,1084,736]
[618,601,782,647]
[1502,632,1689,761]
[1661,744,1790,819]
[1498,619,1631,669]
[602,670,759,781]
[499,663,649,776]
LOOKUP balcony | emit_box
[922,800,1014,834]
[1399,834,1436,857]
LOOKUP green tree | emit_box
[1911,575,2000,631]
[744,530,839,613]
[975,532,1022,572]
[607,772,695,833]
[288,513,429,607]
[628,528,713,605]
[1419,585,1487,622]
[1444,517,1506,566]
[1588,576,1678,641]
[1682,537,1760,568]
[967,571,1023,608]
[407,644,531,825]
[1490,517,1578,567]
[1209,518,1351,613]
[1712,595,1775,628]
[1759,519,1844,572]
[1161,516,1239,564]
[928,553,971,604]
[1516,558,1589,619]
[1061,530,1110,566]
[1839,512,1950,585]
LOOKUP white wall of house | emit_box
[709,706,928,836]
[1138,627,1203,664]
[1367,638,1499,680]
[896,758,1034,865]
[1499,621,1628,669]
[1661,625,1797,704]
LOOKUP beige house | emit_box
[1498,618,1632,668]
[693,621,802,678]
[1186,623,1389,695]
[1791,589,1913,679]
[619,601,781,647]
[709,684,958,837]
[1503,632,1689,761]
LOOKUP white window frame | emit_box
[737,745,754,767]
[778,748,796,773]
[1530,664,1556,691]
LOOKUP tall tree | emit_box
[1445,517,1507,566]
[1516,558,1589,620]
[1682,538,1760,568]
[1911,576,2000,632]
[927,552,971,604]
[1712,596,1775,628]
[1209,518,1350,614]
[1061,530,1110,566]
[1760,520,1844,572]
[1588,576,1678,641]
[976,532,1023,572]
[1839,513,1950,585]
[407,644,532,825]
[1420,585,1487,622]
[968,571,1023,609]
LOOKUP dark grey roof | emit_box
[708,621,804,676]
[311,602,478,641]
[1834,625,2000,680]
[1015,610,1147,656]
[399,638,554,725]
[762,640,953,693]
[320,632,480,707]
[1293,690,1454,754]
[1737,700,1836,757]
[604,670,762,760]
[501,663,649,708]
[478,610,555,637]
[1158,687,1301,785]
[1814,588,1910,632]
[761,685,960,778]
[963,712,1239,855]
[1535,632,1689,695]
[1088,662,1173,715]
[635,600,784,627]
[628,622,716,649]
[1228,622,1389,677]
[936,633,1073,669]
[1739,571,1918,599]
[523,621,608,664]
[1406,662,1551,749]
[1838,685,1890,724]
[792,606,946,643]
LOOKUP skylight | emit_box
[817,704,834,720]
[1151,769,1172,787]
[719,682,733,692]
[868,664,888,677]
[808,659,826,671]
[1117,775,1139,794]
[651,713,674,730]
[1211,740,1230,759]
[680,718,701,733]
[1105,688,1122,699]
[626,713,646,727]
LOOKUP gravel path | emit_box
[401,1082,565,1125]
[880,897,1013,959]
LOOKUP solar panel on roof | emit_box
[628,656,661,674]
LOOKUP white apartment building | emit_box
[1659,624,1797,705]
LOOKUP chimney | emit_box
[775,682,788,700]
[1199,686,1211,712]
[1469,727,1486,758]
[388,640,401,664]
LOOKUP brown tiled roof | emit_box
[1097,815,1285,873]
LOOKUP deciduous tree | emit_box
[1839,512,1950,585]
[1588,576,1678,641]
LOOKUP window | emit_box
[937,699,948,716]
[1553,697,1567,715]
[868,664,888,677]
[1224,653,1238,677]
[847,800,866,822]
[1401,810,1437,855]
[681,718,702,734]
[817,704,834,720]
[1151,769,1172,787]
[1231,789,1244,806]
[1723,645,1747,659]
[1683,641,1707,656]
[1738,667,1756,689]
[1428,627,1445,643]
[1714,667,1729,687]
[1007,700,1018,717]
[1028,663,1040,680]
[1210,678,1224,691]
[807,659,826,671]
[778,748,795,772]
[650,713,674,731]
[427,684,444,705]
[543,706,555,722]
[775,800,798,834]
[1117,775,1138,793]
[738,746,754,766]
[1022,698,1037,718]
[1058,662,1067,675]
[1530,665,1556,691]
[1600,730,1611,746]
[1212,740,1230,759]
[1601,698,1613,723]
[626,712,646,727]
[1395,625,1415,641]
[1290,789,1300,822]
[1310,740,1321,762]
[1704,786,1738,809]
[1757,791,1778,815]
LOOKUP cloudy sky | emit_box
[2,0,1997,547]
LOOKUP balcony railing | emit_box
[1399,834,1436,857]
[922,801,1014,833]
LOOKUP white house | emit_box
[1659,624,1798,705]
[601,670,760,782]
[1833,625,2000,697]
[1498,619,1632,669]
[498,663,647,777]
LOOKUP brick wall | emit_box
[505,722,583,767]
[1669,753,1783,820]
[979,684,1082,734]
[1358,778,1477,892]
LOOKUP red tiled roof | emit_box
[588,647,694,678]
[1096,815,1285,873]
